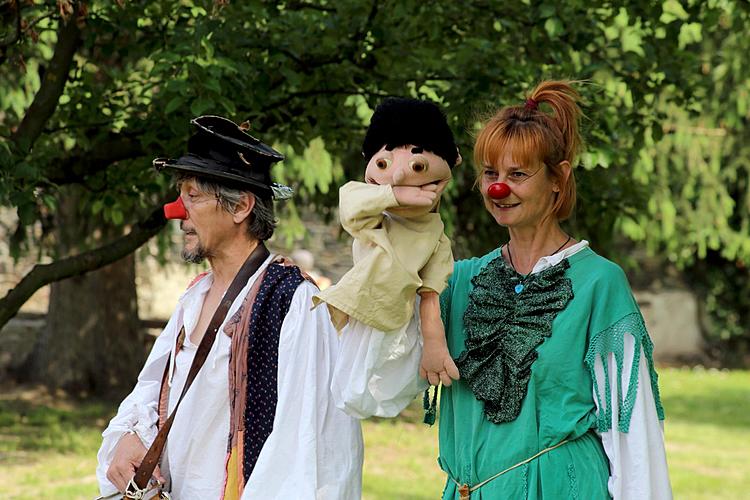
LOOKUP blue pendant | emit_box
[514,283,524,294]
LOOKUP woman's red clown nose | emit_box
[487,182,511,199]
[164,197,188,220]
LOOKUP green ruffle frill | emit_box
[456,255,574,424]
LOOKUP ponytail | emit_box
[474,80,584,220]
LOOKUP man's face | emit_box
[177,179,235,264]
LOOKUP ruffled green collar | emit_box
[456,253,574,424]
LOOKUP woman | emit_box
[436,81,672,499]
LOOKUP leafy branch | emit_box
[10,7,81,155]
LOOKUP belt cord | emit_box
[450,439,570,499]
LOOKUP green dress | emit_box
[437,246,664,499]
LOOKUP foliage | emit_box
[0,0,710,251]
[621,1,750,355]
[0,0,748,353]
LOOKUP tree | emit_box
[0,0,735,395]
[620,1,750,362]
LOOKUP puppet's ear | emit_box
[455,147,463,166]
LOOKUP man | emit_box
[96,116,362,499]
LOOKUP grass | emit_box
[659,368,750,500]
[0,388,108,499]
[1,368,748,499]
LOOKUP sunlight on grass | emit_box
[660,368,750,500]
[362,405,443,500]
[0,368,747,499]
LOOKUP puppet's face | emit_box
[365,145,453,216]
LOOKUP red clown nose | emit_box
[163,197,188,220]
[487,182,511,200]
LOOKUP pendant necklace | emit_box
[507,235,572,294]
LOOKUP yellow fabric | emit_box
[313,181,453,332]
[223,447,241,500]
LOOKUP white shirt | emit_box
[96,255,363,499]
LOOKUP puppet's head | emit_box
[362,98,460,215]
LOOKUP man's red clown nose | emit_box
[487,182,511,199]
[164,197,188,220]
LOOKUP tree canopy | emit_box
[1,0,748,358]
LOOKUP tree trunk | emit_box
[24,188,146,398]
[28,255,145,397]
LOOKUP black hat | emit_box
[362,98,459,168]
[154,115,292,200]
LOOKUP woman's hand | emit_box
[420,335,461,387]
[392,184,438,208]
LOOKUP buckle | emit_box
[123,478,148,500]
[123,478,171,500]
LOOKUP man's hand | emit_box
[106,432,165,493]
[392,184,438,208]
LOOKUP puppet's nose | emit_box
[487,182,511,199]
[164,197,188,220]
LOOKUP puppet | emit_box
[314,98,461,409]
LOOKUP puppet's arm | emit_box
[339,181,440,237]
[338,181,396,236]
[417,233,458,385]
[418,291,459,386]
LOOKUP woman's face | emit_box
[479,149,559,230]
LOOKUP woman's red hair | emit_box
[474,80,583,221]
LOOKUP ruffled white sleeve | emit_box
[95,314,178,496]
[590,324,673,499]
[242,281,363,500]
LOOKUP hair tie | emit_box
[524,98,538,111]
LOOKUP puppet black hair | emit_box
[362,97,459,168]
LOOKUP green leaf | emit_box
[190,96,214,116]
[544,17,564,38]
[165,96,185,115]
[203,78,222,94]
[14,162,37,180]
[92,200,104,215]
[110,209,124,225]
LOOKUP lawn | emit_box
[0,367,748,499]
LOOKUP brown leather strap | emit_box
[156,327,185,431]
[128,242,270,494]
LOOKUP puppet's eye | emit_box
[409,159,428,173]
[375,158,391,169]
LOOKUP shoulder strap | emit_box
[127,243,270,496]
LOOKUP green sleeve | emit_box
[583,262,665,432]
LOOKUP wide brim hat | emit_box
[154,115,292,200]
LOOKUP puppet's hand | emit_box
[392,184,438,208]
[420,334,460,387]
